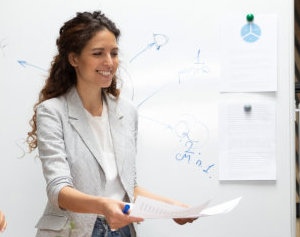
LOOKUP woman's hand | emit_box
[58,187,143,230]
[102,199,143,230]
[0,210,7,232]
[172,203,198,225]
[173,217,197,225]
[134,186,198,226]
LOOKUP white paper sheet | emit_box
[219,101,276,180]
[220,14,277,92]
[129,196,242,219]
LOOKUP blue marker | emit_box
[122,204,130,214]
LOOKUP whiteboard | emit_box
[0,0,295,236]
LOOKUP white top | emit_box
[84,102,126,201]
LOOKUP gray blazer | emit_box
[35,87,138,237]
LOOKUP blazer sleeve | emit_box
[36,102,74,209]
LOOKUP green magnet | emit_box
[246,14,254,22]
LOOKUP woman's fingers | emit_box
[124,206,143,223]
[0,221,7,232]
[0,211,7,232]
[127,215,144,224]
[108,214,143,229]
[173,218,185,225]
[104,201,144,229]
[173,217,197,225]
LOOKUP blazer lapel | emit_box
[66,87,107,177]
[105,94,127,176]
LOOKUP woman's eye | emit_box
[93,52,102,56]
[111,52,118,57]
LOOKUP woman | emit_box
[27,11,194,237]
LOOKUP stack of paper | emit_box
[129,196,242,219]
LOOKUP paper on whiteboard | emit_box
[219,101,276,180]
[220,14,277,92]
[129,196,241,219]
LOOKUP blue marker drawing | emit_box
[136,82,171,109]
[197,49,200,63]
[203,164,215,173]
[130,33,169,63]
[139,115,173,130]
[174,128,198,164]
[118,64,135,100]
[241,23,261,43]
[17,60,47,72]
[175,139,198,163]
[195,159,202,166]
[176,152,193,163]
[136,49,207,108]
[0,38,7,56]
[136,86,162,109]
[139,113,214,177]
[173,115,209,147]
[178,49,209,84]
[172,116,215,177]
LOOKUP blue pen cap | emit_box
[122,204,130,214]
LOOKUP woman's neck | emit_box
[76,84,103,116]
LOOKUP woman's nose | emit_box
[104,54,113,66]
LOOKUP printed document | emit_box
[219,101,276,180]
[129,196,242,219]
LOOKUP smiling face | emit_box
[68,28,119,90]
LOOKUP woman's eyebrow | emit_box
[91,47,118,51]
[92,48,105,51]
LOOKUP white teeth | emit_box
[96,70,111,76]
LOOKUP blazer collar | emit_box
[66,86,124,119]
[65,87,125,177]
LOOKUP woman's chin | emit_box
[101,80,113,89]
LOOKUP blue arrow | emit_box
[129,33,169,63]
[17,60,47,72]
[136,82,171,109]
[153,33,168,49]
[139,114,173,130]
[129,42,156,63]
[196,49,200,64]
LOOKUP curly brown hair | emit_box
[27,11,121,152]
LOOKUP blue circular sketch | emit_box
[240,23,261,43]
